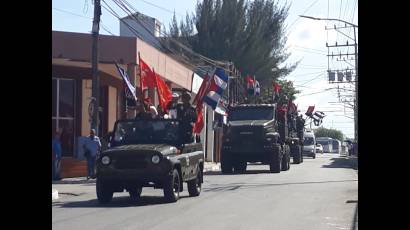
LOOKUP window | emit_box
[52,78,76,157]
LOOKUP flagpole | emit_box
[138,52,143,99]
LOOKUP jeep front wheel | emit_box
[163,169,180,202]
[96,179,113,204]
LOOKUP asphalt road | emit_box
[52,153,358,230]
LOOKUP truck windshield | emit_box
[229,107,274,121]
[304,137,315,145]
[112,120,180,145]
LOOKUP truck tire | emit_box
[270,145,282,173]
[96,178,113,204]
[163,169,180,202]
[188,169,202,197]
[282,145,290,171]
[221,153,233,174]
[292,145,301,164]
[233,161,247,174]
[128,187,142,201]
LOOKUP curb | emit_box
[52,189,59,200]
[204,163,220,172]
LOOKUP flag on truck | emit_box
[254,80,260,96]
[305,105,315,116]
[202,67,228,115]
[246,75,255,96]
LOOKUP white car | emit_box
[315,143,323,153]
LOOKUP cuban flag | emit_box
[203,68,228,115]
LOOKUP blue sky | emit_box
[52,0,358,138]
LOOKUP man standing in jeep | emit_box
[177,91,197,143]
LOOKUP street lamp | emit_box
[299,15,358,144]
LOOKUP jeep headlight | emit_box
[311,149,314,153]
[101,156,110,165]
[266,137,273,142]
[151,155,161,164]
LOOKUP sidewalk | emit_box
[52,161,220,200]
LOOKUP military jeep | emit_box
[96,119,204,203]
[221,104,291,174]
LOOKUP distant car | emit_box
[315,143,323,153]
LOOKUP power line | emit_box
[135,0,184,17]
[52,7,115,35]
[286,0,320,36]
[297,87,333,97]
[291,45,328,53]
[110,0,230,69]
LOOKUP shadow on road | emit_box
[53,195,191,208]
[203,179,358,192]
[204,170,273,176]
[322,157,358,170]
[52,179,96,185]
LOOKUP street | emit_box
[52,153,357,230]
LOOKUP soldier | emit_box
[177,92,197,143]
[134,100,152,120]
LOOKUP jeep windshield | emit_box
[112,120,180,145]
[229,107,274,121]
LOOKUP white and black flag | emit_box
[115,63,137,106]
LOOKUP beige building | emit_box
[52,30,203,178]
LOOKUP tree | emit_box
[314,127,344,142]
[173,0,297,85]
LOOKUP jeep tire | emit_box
[163,169,180,202]
[96,178,113,204]
[188,168,202,197]
[282,145,290,171]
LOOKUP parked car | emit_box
[315,143,323,153]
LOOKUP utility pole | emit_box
[300,15,358,143]
[91,0,101,136]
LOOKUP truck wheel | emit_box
[96,178,113,204]
[188,169,202,197]
[221,153,233,174]
[128,187,142,201]
[163,169,180,202]
[270,145,282,173]
[233,161,247,174]
[292,145,301,164]
[282,146,290,171]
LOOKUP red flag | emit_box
[193,74,211,106]
[306,105,315,116]
[153,70,172,113]
[139,56,156,90]
[193,103,204,134]
[273,81,281,93]
[246,75,255,89]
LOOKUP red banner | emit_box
[153,70,172,113]
[139,57,156,90]
[193,103,204,134]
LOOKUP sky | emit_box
[52,0,358,139]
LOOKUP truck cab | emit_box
[221,104,291,174]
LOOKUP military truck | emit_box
[96,119,204,203]
[220,103,304,174]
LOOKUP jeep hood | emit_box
[103,144,177,156]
